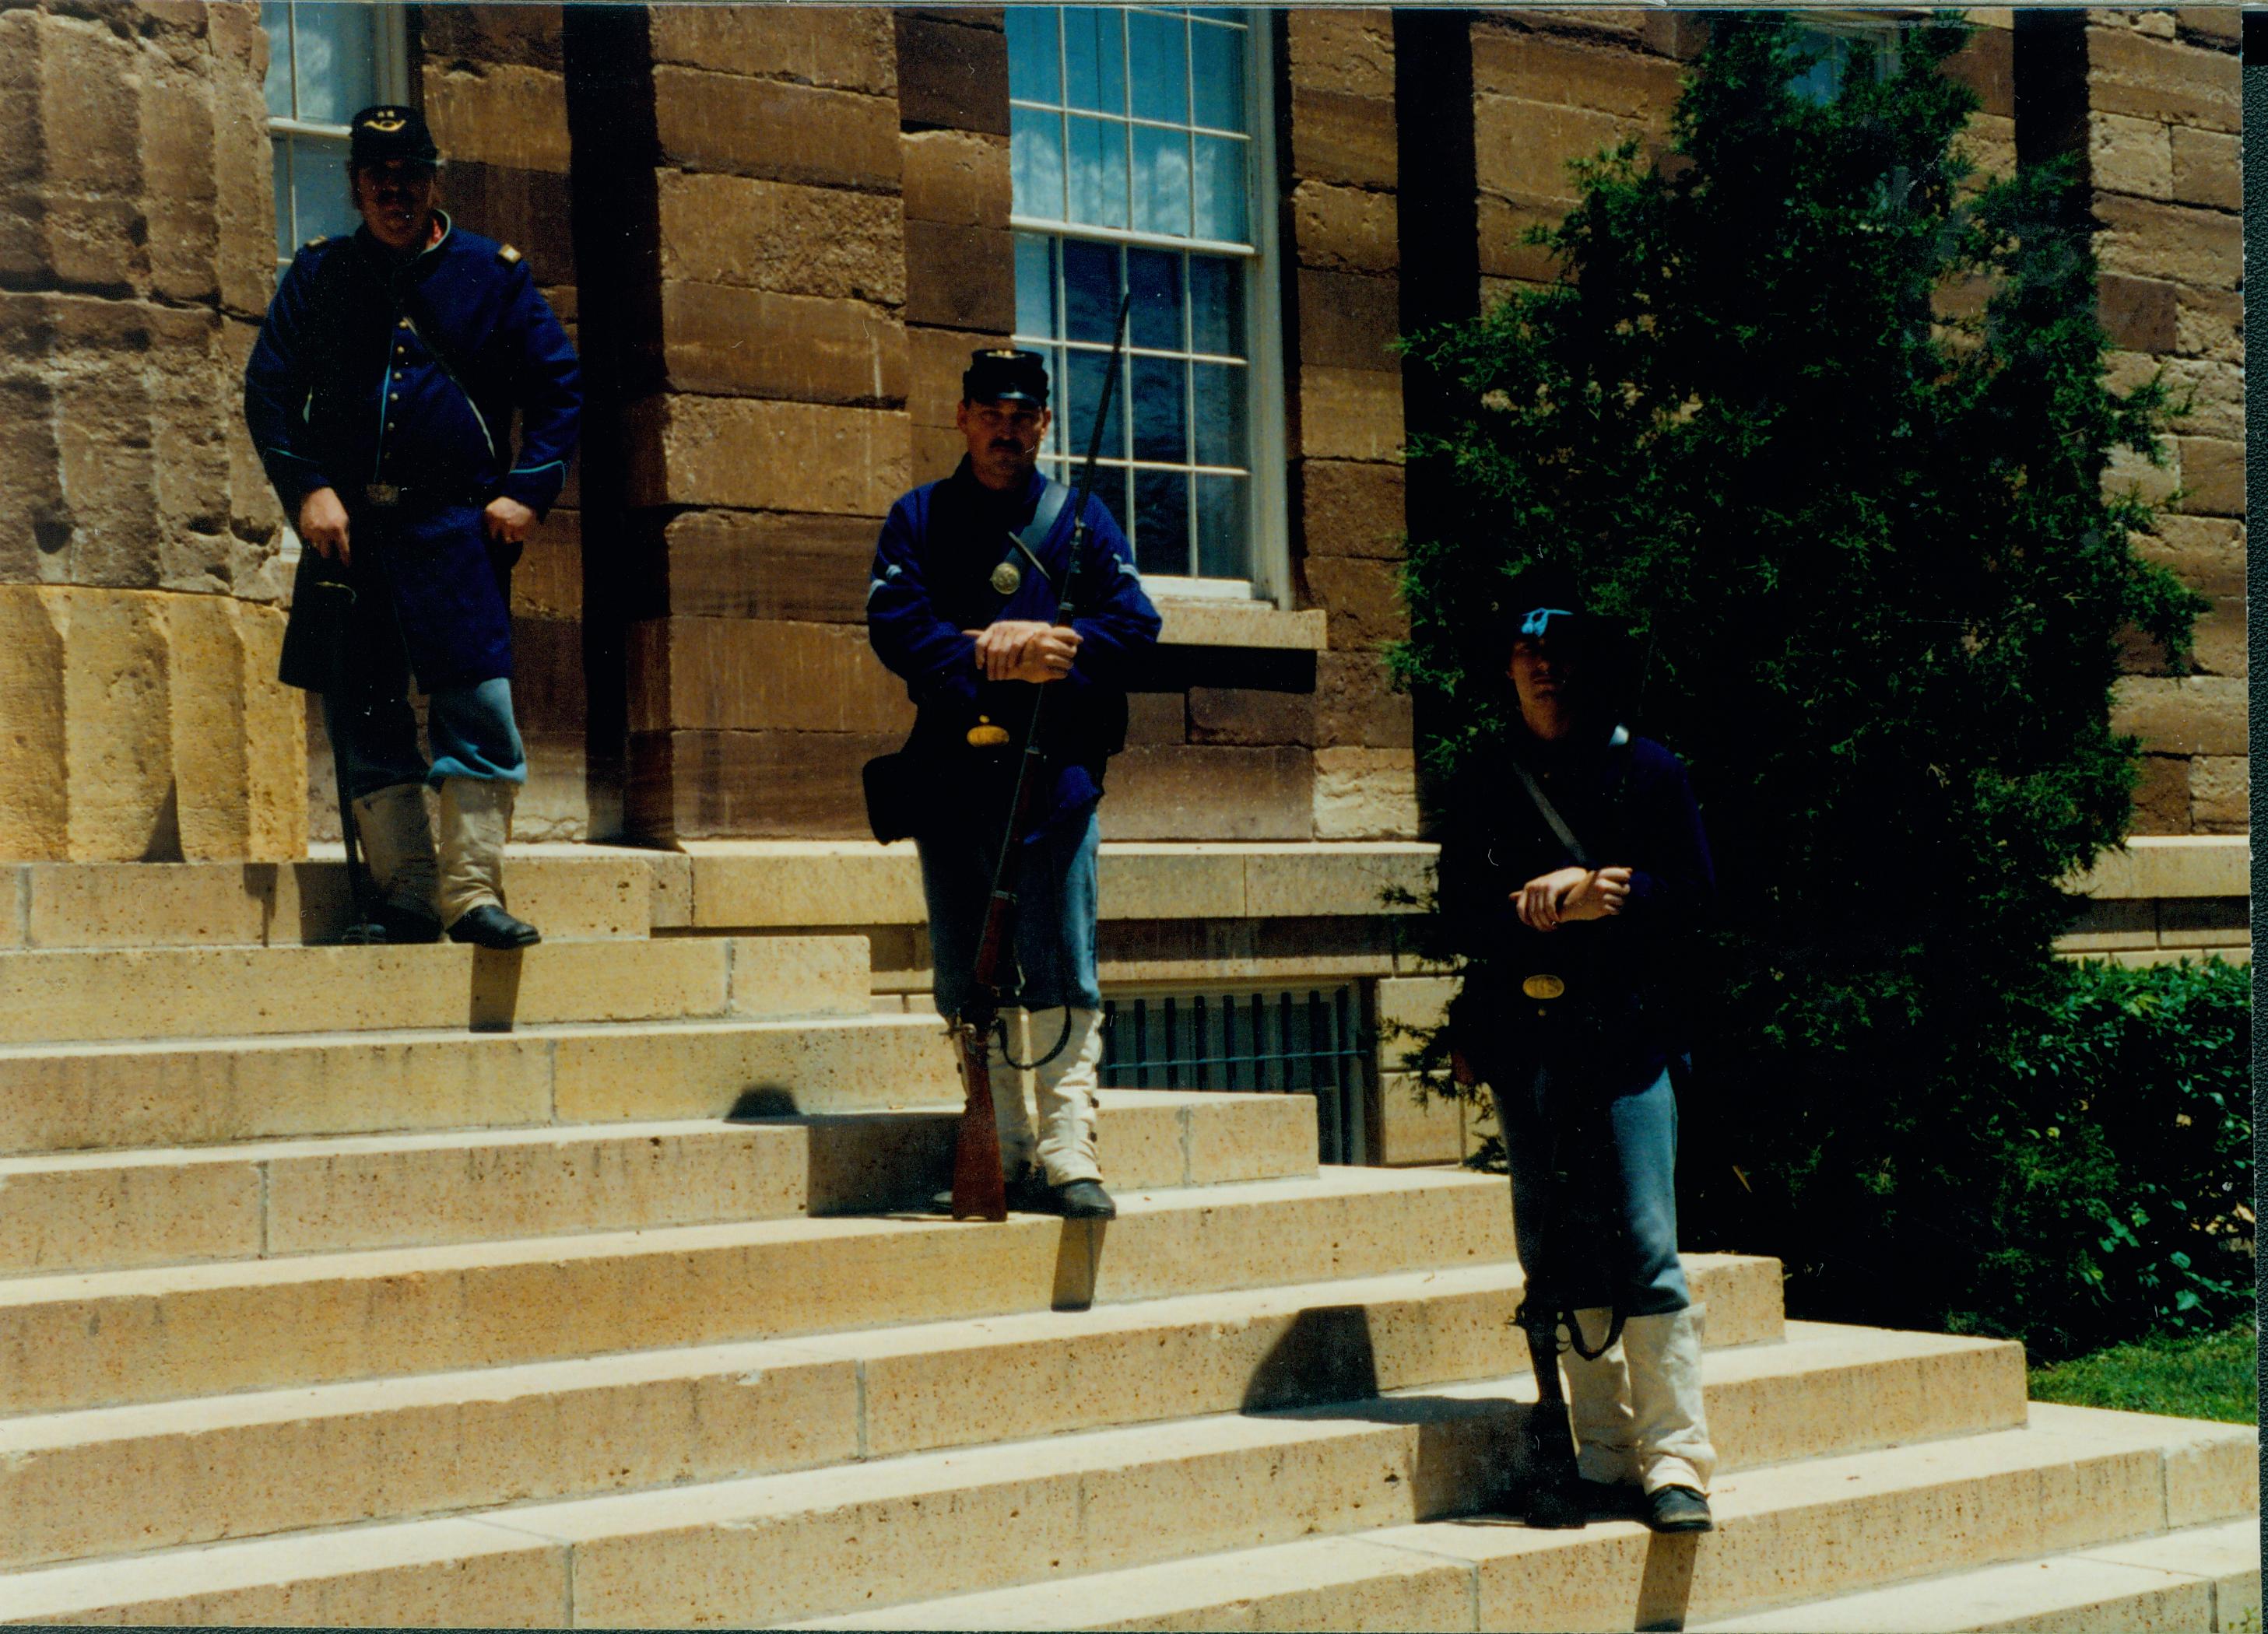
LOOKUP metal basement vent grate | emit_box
[1097,986,1368,1166]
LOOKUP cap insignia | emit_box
[363,110,408,134]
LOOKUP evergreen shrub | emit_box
[1392,13,2222,1352]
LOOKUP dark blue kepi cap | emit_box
[349,105,441,169]
[963,348,1049,407]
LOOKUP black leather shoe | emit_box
[447,904,541,948]
[1056,1179,1116,1219]
[929,1169,1048,1215]
[1646,1485,1713,1533]
[374,903,444,945]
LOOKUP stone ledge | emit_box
[2069,836,2249,900]
[1153,598,1329,651]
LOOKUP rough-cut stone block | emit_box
[2126,752,2190,833]
[2097,275,2178,353]
[2171,436,2241,517]
[0,588,68,858]
[419,6,567,72]
[2089,112,2171,200]
[1315,650,1414,750]
[512,509,582,622]
[906,325,998,429]
[424,65,573,174]
[1945,19,2017,117]
[442,160,575,278]
[2110,675,2246,756]
[647,510,881,623]
[2085,26,2238,133]
[2093,196,2242,289]
[163,596,306,862]
[1188,687,1316,749]
[1476,95,1627,205]
[625,396,910,515]
[2134,516,2244,597]
[2103,442,2178,509]
[631,618,913,735]
[648,6,897,95]
[2168,124,2239,210]
[1125,693,1185,745]
[61,588,174,861]
[1297,268,1401,373]
[1290,182,1398,275]
[1288,87,1396,193]
[633,730,900,840]
[654,67,901,193]
[1477,192,1568,284]
[1297,369,1404,464]
[657,171,905,306]
[2188,594,2245,677]
[895,12,1008,135]
[2173,282,2242,363]
[1304,555,1406,652]
[1313,747,1418,840]
[661,283,908,406]
[1374,1071,1463,1166]
[901,129,1009,229]
[2188,757,2246,833]
[911,423,967,486]
[1286,11,1394,99]
[1298,460,1405,559]
[1153,598,1328,651]
[903,222,1015,332]
[1470,27,1685,120]
[1102,747,1315,842]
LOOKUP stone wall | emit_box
[0,1,304,861]
[2082,9,2246,835]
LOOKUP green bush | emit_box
[1978,956,2254,1357]
[1391,14,2216,1352]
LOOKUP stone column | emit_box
[0,2,305,861]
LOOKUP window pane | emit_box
[1191,360,1245,468]
[1128,9,1188,124]
[292,137,360,243]
[1126,247,1182,351]
[262,2,294,120]
[291,2,377,126]
[1010,106,1066,222]
[1187,254,1243,356]
[1038,345,1066,456]
[1192,133,1246,243]
[1195,473,1248,578]
[1131,356,1187,463]
[1064,348,1129,465]
[1061,6,1125,115]
[1005,5,1062,104]
[1062,237,1122,345]
[1130,124,1191,238]
[1066,114,1129,230]
[1135,468,1192,577]
[1190,20,1245,131]
[1014,232,1059,340]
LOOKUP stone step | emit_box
[0,1012,959,1156]
[0,935,867,1045]
[0,848,687,951]
[0,1256,1782,1572]
[0,1091,1318,1275]
[1694,1517,2261,1632]
[0,1321,2049,1625]
[792,1404,2257,1632]
[0,1166,1516,1416]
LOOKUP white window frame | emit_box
[264,2,412,270]
[1008,9,1290,608]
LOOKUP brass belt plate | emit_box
[363,482,402,507]
[1521,973,1565,1001]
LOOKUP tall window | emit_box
[1007,7,1282,594]
[1789,16,1901,103]
[262,2,409,268]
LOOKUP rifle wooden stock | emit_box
[948,1011,1008,1222]
[1518,1304,1587,1527]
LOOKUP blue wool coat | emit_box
[244,214,581,688]
[867,460,1162,838]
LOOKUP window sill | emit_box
[1152,595,1325,650]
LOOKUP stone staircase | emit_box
[0,855,2252,1629]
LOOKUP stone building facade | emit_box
[0,3,2245,1151]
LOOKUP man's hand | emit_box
[484,496,535,548]
[1515,864,1634,931]
[297,486,351,565]
[964,619,1082,683]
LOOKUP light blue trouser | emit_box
[918,808,1102,1019]
[1490,1063,1691,1318]
[327,675,526,801]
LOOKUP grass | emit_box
[2028,1320,2258,1425]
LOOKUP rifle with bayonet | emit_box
[946,295,1132,1222]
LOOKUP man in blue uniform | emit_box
[244,105,581,948]
[868,349,1161,1218]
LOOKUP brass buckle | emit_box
[363,482,402,507]
[1521,973,1565,1001]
